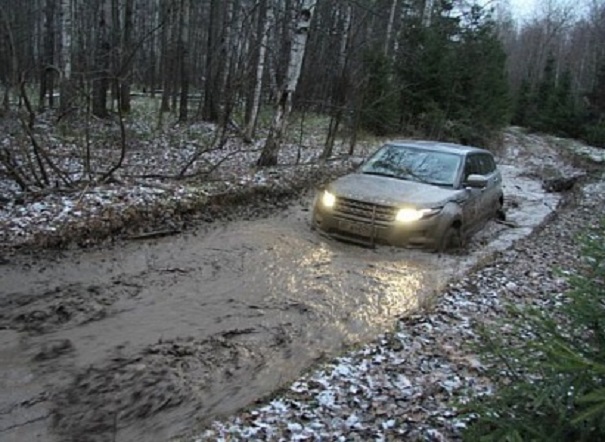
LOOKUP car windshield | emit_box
[360,144,461,186]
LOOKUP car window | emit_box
[361,145,462,187]
[465,153,496,178]
[464,155,482,179]
[481,154,496,174]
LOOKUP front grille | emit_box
[334,197,396,224]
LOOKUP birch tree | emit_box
[244,0,272,142]
[257,0,316,167]
[59,0,73,112]
[384,0,398,56]
[39,0,56,110]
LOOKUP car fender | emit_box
[435,201,463,238]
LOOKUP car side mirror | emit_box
[351,156,365,167]
[465,174,488,189]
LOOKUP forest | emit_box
[0,0,604,192]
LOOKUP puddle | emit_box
[0,164,564,441]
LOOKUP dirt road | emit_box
[0,163,559,442]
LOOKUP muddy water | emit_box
[0,198,490,442]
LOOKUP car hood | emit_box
[327,173,463,208]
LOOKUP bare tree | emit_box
[159,0,174,113]
[202,0,222,121]
[257,0,316,167]
[120,0,135,113]
[178,0,191,122]
[92,0,111,118]
[321,3,352,160]
[0,7,18,112]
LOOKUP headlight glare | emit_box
[396,208,423,222]
[396,207,440,223]
[322,191,336,208]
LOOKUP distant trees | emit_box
[0,0,603,174]
[503,0,605,146]
[359,1,510,145]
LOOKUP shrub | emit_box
[582,123,605,148]
[463,220,605,442]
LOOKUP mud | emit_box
[0,174,557,442]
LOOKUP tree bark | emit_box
[244,0,272,142]
[92,0,111,118]
[0,7,19,112]
[120,0,135,113]
[322,4,351,160]
[384,0,398,56]
[422,0,434,27]
[59,0,73,112]
[257,0,316,167]
[178,0,190,122]
[202,0,221,121]
[159,0,173,113]
[39,0,56,110]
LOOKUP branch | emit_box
[19,79,72,187]
[98,79,128,183]
[0,146,30,191]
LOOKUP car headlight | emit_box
[322,190,336,208]
[395,207,440,223]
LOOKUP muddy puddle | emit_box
[0,168,558,442]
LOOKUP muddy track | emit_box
[0,162,561,442]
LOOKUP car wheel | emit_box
[436,226,462,253]
[496,197,506,221]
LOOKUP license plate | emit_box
[338,220,373,236]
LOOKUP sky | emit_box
[508,0,538,19]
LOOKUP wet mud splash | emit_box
[0,177,553,442]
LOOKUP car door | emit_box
[477,153,502,219]
[460,154,484,235]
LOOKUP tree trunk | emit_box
[217,0,235,129]
[39,0,56,110]
[178,0,190,122]
[422,0,434,27]
[384,0,398,56]
[120,0,135,113]
[257,0,316,167]
[202,0,221,121]
[322,4,351,160]
[92,0,110,118]
[59,0,73,112]
[0,7,19,112]
[159,0,172,113]
[244,0,272,142]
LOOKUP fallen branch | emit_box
[495,219,518,228]
[128,229,181,240]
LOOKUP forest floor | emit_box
[0,110,376,253]
[0,119,604,442]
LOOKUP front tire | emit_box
[436,226,462,253]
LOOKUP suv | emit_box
[312,140,504,251]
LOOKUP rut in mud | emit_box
[0,194,499,442]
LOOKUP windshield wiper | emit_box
[362,171,398,178]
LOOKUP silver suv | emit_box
[312,140,504,251]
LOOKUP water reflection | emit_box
[268,236,429,343]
